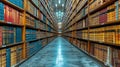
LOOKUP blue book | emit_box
[115,1,119,20]
[6,48,11,67]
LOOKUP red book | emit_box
[12,8,15,24]
[0,27,2,47]
[14,9,17,24]
[4,5,9,22]
[9,7,13,24]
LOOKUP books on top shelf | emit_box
[0,3,23,25]
[8,0,23,8]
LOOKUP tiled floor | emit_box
[19,37,105,67]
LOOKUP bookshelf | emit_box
[63,0,120,67]
[0,0,56,67]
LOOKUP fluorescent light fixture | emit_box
[55,4,57,7]
[59,0,61,4]
[62,4,64,7]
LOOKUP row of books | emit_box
[65,37,120,67]
[27,0,45,20]
[76,25,120,44]
[0,3,23,25]
[27,40,42,57]
[26,29,54,41]
[26,14,53,31]
[0,2,4,20]
[0,45,23,67]
[0,26,22,47]
[8,0,23,8]
[26,29,36,41]
[26,14,36,27]
[41,39,48,47]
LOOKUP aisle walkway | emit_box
[19,37,105,67]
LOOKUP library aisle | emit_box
[19,37,105,67]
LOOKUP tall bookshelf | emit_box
[63,0,120,67]
[0,0,57,67]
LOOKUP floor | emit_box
[19,37,105,67]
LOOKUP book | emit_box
[112,48,120,67]
[1,49,6,67]
[8,0,23,8]
[0,2,4,21]
[10,46,17,66]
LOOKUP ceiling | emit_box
[48,0,67,23]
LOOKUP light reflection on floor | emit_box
[19,37,105,67]
[55,39,64,67]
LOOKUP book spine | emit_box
[6,48,11,67]
[0,27,2,47]
[0,2,4,21]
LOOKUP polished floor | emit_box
[19,37,105,67]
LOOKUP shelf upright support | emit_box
[87,0,91,53]
[22,0,27,59]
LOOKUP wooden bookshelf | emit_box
[0,0,56,66]
[63,0,120,67]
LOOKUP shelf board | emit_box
[26,39,40,43]
[1,0,24,12]
[0,20,24,27]
[0,41,23,49]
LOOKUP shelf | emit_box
[26,11,39,20]
[40,20,56,31]
[1,0,24,12]
[89,20,120,29]
[64,35,120,49]
[71,44,106,67]
[64,27,88,33]
[29,0,40,10]
[0,20,24,27]
[64,20,120,33]
[89,0,116,15]
[26,25,56,33]
[40,29,56,33]
[26,25,38,30]
[0,41,24,49]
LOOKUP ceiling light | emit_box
[55,4,57,7]
[62,4,64,7]
[59,0,61,4]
